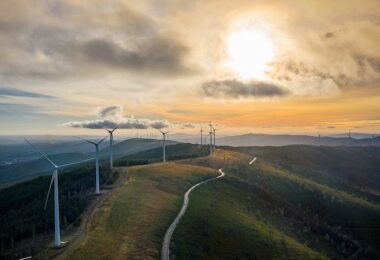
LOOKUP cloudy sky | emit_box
[0,0,379,135]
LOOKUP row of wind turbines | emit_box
[200,124,218,155]
[24,127,117,247]
[24,124,217,248]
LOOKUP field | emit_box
[62,163,218,259]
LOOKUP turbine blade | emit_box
[111,126,118,132]
[44,173,55,210]
[76,136,96,145]
[97,135,108,145]
[103,127,112,133]
[24,138,57,168]
[58,157,95,169]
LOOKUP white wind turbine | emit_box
[25,139,94,247]
[103,127,118,168]
[159,130,169,163]
[200,127,203,146]
[78,136,108,194]
[212,126,218,151]
[209,124,213,154]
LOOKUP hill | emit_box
[170,147,380,259]
[2,145,380,259]
[0,142,206,259]
[60,163,218,259]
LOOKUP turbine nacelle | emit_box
[103,126,118,169]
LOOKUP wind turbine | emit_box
[78,136,108,194]
[159,130,169,163]
[25,139,94,247]
[200,128,203,146]
[209,124,213,154]
[103,127,118,168]
[212,126,218,151]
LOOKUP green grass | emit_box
[65,163,218,259]
[172,180,325,259]
[172,148,380,259]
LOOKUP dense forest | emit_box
[0,161,117,259]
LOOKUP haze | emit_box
[0,0,379,136]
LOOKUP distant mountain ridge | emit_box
[216,133,380,147]
[0,138,177,189]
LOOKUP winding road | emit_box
[162,156,258,260]
[161,168,225,260]
[249,157,257,165]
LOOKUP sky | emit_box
[0,0,379,136]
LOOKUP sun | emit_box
[227,29,274,80]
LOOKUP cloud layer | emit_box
[0,87,53,98]
[64,104,170,130]
[0,1,194,83]
[63,118,170,130]
[202,79,289,98]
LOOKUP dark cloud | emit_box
[77,35,191,75]
[0,1,194,82]
[202,79,289,98]
[323,32,335,38]
[182,123,195,128]
[150,121,170,129]
[0,87,53,98]
[95,105,123,118]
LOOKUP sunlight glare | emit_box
[227,29,274,80]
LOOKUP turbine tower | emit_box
[209,124,213,155]
[104,127,118,168]
[79,136,108,194]
[159,130,169,163]
[200,128,203,146]
[25,139,94,247]
[212,127,217,151]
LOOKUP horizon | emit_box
[0,131,379,139]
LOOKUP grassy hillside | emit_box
[115,143,209,166]
[62,163,218,259]
[243,146,380,203]
[171,147,380,259]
